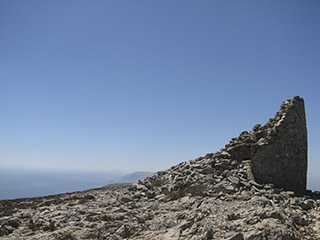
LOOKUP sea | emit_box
[1,168,319,200]
[0,168,126,200]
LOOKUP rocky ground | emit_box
[1,154,320,239]
[1,96,319,239]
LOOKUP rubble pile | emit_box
[1,96,319,240]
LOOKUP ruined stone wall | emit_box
[224,96,308,195]
[251,96,307,195]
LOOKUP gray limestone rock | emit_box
[228,176,240,185]
[0,96,317,240]
[251,96,307,195]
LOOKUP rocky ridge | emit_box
[0,96,319,239]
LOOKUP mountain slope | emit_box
[0,96,319,240]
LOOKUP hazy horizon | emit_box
[1,165,319,201]
[0,167,147,200]
[1,1,319,196]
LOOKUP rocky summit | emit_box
[1,96,319,240]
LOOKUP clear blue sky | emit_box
[1,1,319,187]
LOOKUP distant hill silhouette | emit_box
[118,171,155,183]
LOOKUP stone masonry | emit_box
[224,96,308,195]
[251,96,308,195]
[0,96,316,240]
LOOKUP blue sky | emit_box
[1,1,319,188]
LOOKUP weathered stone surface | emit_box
[0,96,317,240]
[227,143,252,161]
[251,96,307,195]
[228,232,244,240]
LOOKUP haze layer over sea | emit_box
[0,168,126,200]
[1,167,318,201]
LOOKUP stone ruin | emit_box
[139,95,309,200]
[139,96,309,199]
[1,96,317,240]
[224,96,307,195]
